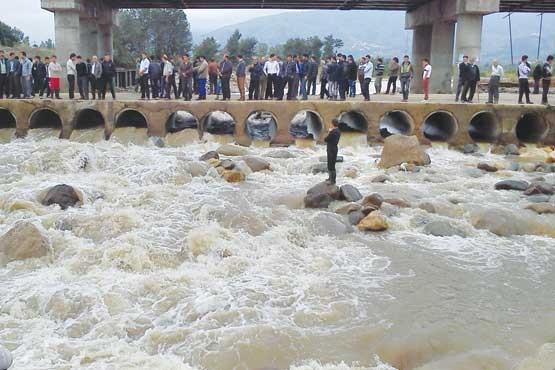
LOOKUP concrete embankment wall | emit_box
[0,100,553,146]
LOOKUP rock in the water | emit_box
[522,163,537,173]
[469,207,553,237]
[508,162,520,171]
[523,183,555,196]
[311,163,329,174]
[304,182,341,209]
[423,220,467,237]
[339,184,362,202]
[242,156,270,172]
[0,345,13,370]
[379,135,431,169]
[527,194,551,203]
[0,222,50,263]
[362,193,384,209]
[216,144,250,156]
[342,167,358,178]
[477,162,498,172]
[514,343,555,370]
[494,180,529,191]
[463,143,479,154]
[348,211,366,225]
[264,150,296,159]
[505,144,520,156]
[335,203,361,215]
[526,203,555,214]
[222,170,245,183]
[385,198,411,208]
[371,174,391,183]
[357,211,389,232]
[310,212,353,236]
[220,159,235,170]
[41,184,81,210]
[199,151,219,161]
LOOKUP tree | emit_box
[194,37,220,61]
[39,39,55,49]
[0,21,25,47]
[224,29,242,57]
[323,34,344,57]
[280,36,323,59]
[255,43,269,57]
[238,37,258,62]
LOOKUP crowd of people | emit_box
[0,49,553,105]
[0,50,117,100]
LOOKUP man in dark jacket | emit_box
[219,54,232,101]
[0,50,7,99]
[298,54,309,100]
[100,53,116,100]
[32,56,47,98]
[325,118,341,185]
[347,55,358,98]
[149,56,162,99]
[319,58,329,100]
[248,56,263,100]
[542,55,554,105]
[461,57,478,103]
[455,56,470,102]
[75,56,89,99]
[533,62,543,94]
[8,53,21,99]
[338,54,349,100]
[284,55,296,100]
[306,56,318,96]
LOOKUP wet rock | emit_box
[385,198,411,208]
[185,162,208,177]
[0,345,13,370]
[462,167,484,178]
[362,193,384,209]
[523,183,555,196]
[335,203,361,215]
[514,343,555,370]
[242,156,270,172]
[361,205,379,215]
[505,144,520,156]
[339,185,362,202]
[220,159,235,170]
[264,150,296,159]
[206,158,221,168]
[304,182,340,209]
[216,144,250,156]
[508,162,520,171]
[41,184,81,210]
[149,136,165,148]
[245,111,276,141]
[527,194,551,203]
[357,211,389,232]
[311,163,329,174]
[379,135,431,169]
[342,167,358,178]
[222,170,245,183]
[371,174,392,183]
[423,220,467,237]
[310,212,353,236]
[470,208,542,237]
[348,211,366,225]
[526,203,555,214]
[0,222,50,264]
[233,161,252,177]
[522,163,537,173]
[494,180,529,191]
[491,145,506,155]
[477,162,498,172]
[463,143,479,154]
[199,151,219,161]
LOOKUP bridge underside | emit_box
[107,0,555,12]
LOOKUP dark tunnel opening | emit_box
[29,109,62,129]
[515,113,547,143]
[379,111,413,138]
[423,111,458,141]
[166,111,199,133]
[116,110,148,128]
[245,111,277,141]
[0,109,16,129]
[337,111,369,133]
[469,111,499,142]
[202,111,236,135]
[289,110,323,140]
[74,109,105,130]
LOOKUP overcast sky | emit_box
[0,0,299,44]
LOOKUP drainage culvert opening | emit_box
[245,111,277,141]
[379,111,413,137]
[166,111,199,133]
[469,111,499,142]
[202,111,235,135]
[116,109,148,128]
[337,111,368,133]
[29,109,62,129]
[74,109,105,130]
[423,111,458,141]
[0,108,16,129]
[289,110,323,140]
[515,113,547,143]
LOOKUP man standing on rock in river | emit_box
[325,118,341,185]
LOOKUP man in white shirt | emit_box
[487,59,504,104]
[66,53,77,99]
[518,55,533,104]
[361,55,373,101]
[263,53,279,99]
[139,52,150,100]
[422,58,432,102]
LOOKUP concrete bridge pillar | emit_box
[53,8,80,63]
[454,14,484,64]
[411,25,432,94]
[430,21,456,93]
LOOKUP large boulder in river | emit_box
[357,211,389,231]
[216,144,250,156]
[41,184,81,210]
[304,182,340,209]
[310,212,353,236]
[222,170,246,183]
[199,151,219,161]
[378,135,430,169]
[339,184,362,202]
[494,180,529,191]
[241,156,271,172]
[0,222,50,264]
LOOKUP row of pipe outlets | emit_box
[0,107,550,143]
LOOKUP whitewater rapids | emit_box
[0,128,554,370]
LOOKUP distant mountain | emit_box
[195,10,555,64]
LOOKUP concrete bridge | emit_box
[0,100,553,146]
